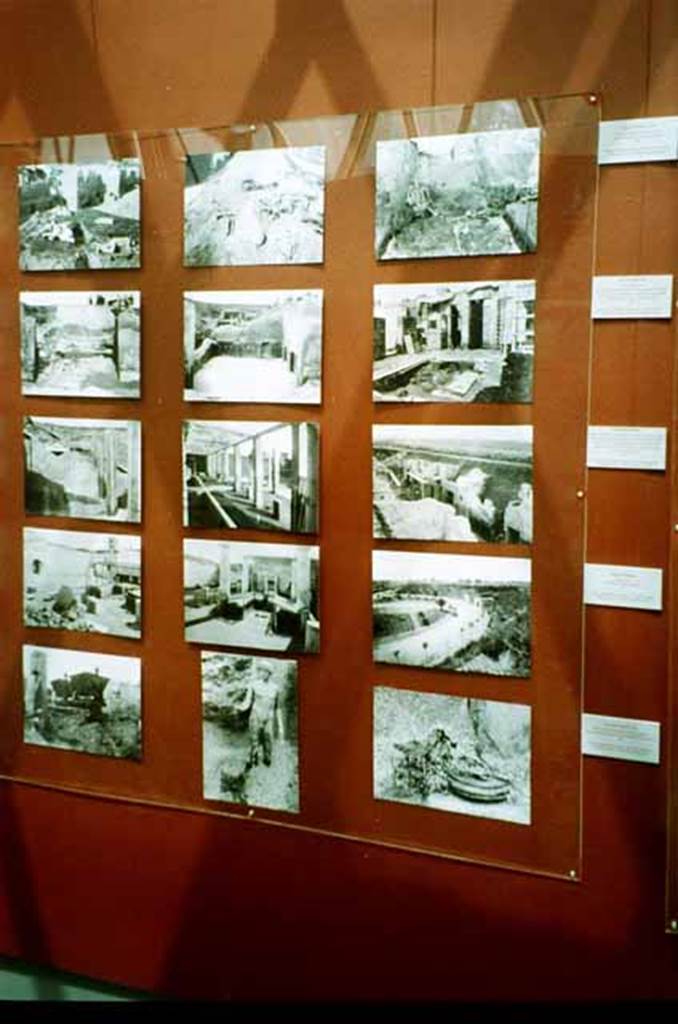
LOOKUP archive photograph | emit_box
[373,280,535,403]
[372,550,531,678]
[202,652,299,814]
[184,289,322,404]
[23,644,142,761]
[184,539,320,653]
[20,291,141,399]
[373,424,533,543]
[18,159,141,271]
[375,127,539,260]
[374,686,531,825]
[184,145,325,267]
[183,420,319,534]
[24,527,142,639]
[23,416,142,523]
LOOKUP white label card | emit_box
[584,563,663,611]
[598,116,678,165]
[582,714,661,764]
[587,426,667,471]
[591,275,674,319]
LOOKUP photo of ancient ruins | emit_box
[184,289,322,404]
[373,279,535,403]
[24,416,141,523]
[24,528,141,639]
[374,686,531,824]
[18,160,141,271]
[20,291,141,398]
[202,652,298,813]
[184,421,319,534]
[372,550,531,678]
[23,644,142,761]
[375,127,539,260]
[373,425,532,544]
[184,146,325,267]
[184,539,319,653]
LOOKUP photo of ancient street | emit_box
[184,420,319,534]
[24,416,141,523]
[184,146,325,266]
[184,539,319,653]
[372,550,531,678]
[24,528,141,639]
[23,644,142,761]
[202,652,299,813]
[184,289,322,404]
[374,686,531,824]
[375,127,539,260]
[20,291,141,398]
[18,159,141,271]
[373,280,535,403]
[373,424,532,543]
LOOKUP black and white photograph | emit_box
[374,686,531,824]
[375,127,539,260]
[184,420,319,534]
[23,644,142,761]
[202,652,299,813]
[24,527,141,639]
[184,146,325,267]
[373,425,532,543]
[20,291,141,398]
[24,416,141,523]
[184,289,322,404]
[18,160,141,271]
[373,550,531,678]
[184,539,319,653]
[373,279,536,403]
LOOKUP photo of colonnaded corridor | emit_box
[20,291,141,398]
[19,159,141,271]
[24,416,141,524]
[374,686,531,825]
[373,424,532,543]
[184,539,319,654]
[373,279,535,403]
[373,550,531,678]
[184,289,322,404]
[184,146,325,267]
[375,127,539,261]
[202,652,299,813]
[23,644,142,761]
[184,421,319,534]
[24,527,141,639]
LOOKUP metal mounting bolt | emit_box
[576,490,585,499]
[569,869,578,880]
[670,919,678,932]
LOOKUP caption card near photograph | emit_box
[584,563,663,612]
[582,713,661,765]
[586,426,667,471]
[591,275,674,319]
[598,116,678,165]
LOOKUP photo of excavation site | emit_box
[24,527,141,639]
[375,127,539,260]
[24,416,141,524]
[18,160,141,271]
[184,421,319,534]
[184,540,319,654]
[374,686,531,825]
[23,644,142,761]
[202,652,299,813]
[184,289,322,404]
[373,550,531,678]
[184,146,325,267]
[373,280,535,403]
[373,425,532,544]
[20,291,141,398]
